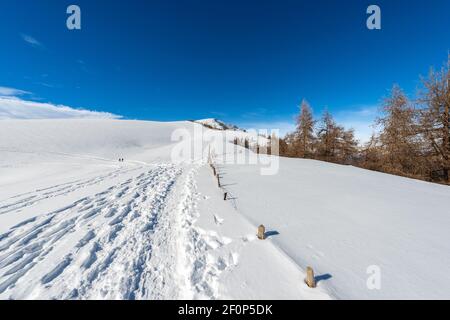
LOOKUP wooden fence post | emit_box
[257,225,265,240]
[224,192,228,200]
[305,267,316,288]
[217,176,221,188]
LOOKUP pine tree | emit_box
[278,137,289,156]
[283,132,297,157]
[418,55,450,183]
[377,85,422,177]
[294,100,315,158]
[339,128,359,164]
[316,110,341,162]
[361,134,382,171]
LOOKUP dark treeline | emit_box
[277,55,450,185]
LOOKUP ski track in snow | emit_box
[0,166,143,215]
[0,165,172,298]
[0,162,240,300]
[0,165,168,298]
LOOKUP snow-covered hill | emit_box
[195,118,239,131]
[0,119,449,299]
[217,156,450,299]
[195,118,271,149]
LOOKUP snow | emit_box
[0,118,449,299]
[216,155,450,299]
[195,118,237,131]
[195,118,270,147]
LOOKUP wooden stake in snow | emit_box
[257,225,265,240]
[217,176,221,188]
[305,267,316,288]
[224,192,228,200]
[213,166,216,176]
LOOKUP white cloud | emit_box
[0,86,31,96]
[20,34,44,48]
[0,95,121,120]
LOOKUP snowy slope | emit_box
[0,119,329,300]
[217,154,450,299]
[0,118,449,300]
[195,118,238,131]
[195,118,269,146]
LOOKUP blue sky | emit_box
[1,0,450,140]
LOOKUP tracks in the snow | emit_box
[0,164,184,299]
[0,162,237,300]
[0,167,142,215]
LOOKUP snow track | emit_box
[0,166,143,215]
[0,164,207,299]
[175,169,238,300]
